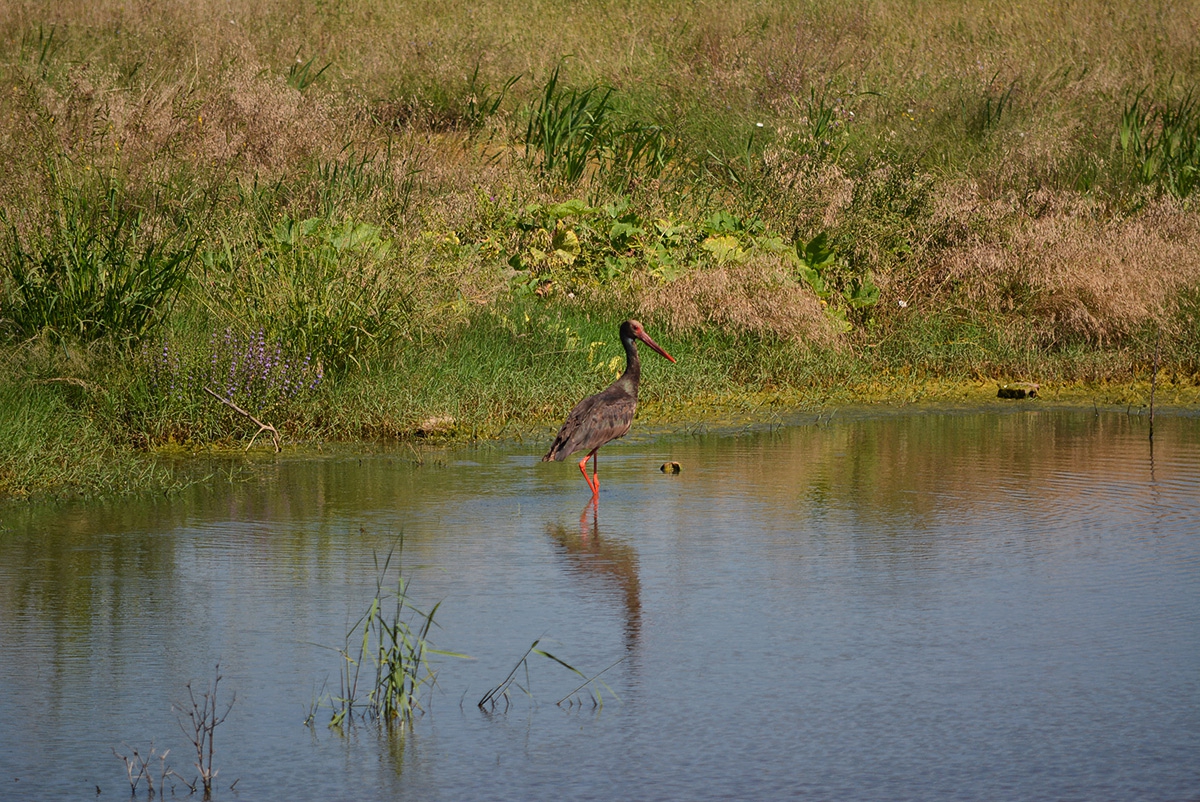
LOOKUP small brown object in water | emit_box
[660,462,681,474]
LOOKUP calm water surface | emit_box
[2,408,1198,801]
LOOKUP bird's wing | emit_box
[542,390,636,461]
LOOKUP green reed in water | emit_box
[479,639,621,712]
[317,541,464,730]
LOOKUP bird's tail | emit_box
[542,438,567,462]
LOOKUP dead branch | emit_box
[203,386,281,452]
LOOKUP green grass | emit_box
[4,303,1196,502]
[2,171,196,345]
[202,215,410,378]
[1121,89,1200,199]
[0,378,176,499]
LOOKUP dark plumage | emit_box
[543,320,675,496]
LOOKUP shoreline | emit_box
[4,380,1192,508]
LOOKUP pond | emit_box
[2,408,1198,801]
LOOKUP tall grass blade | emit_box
[287,54,331,92]
[2,175,196,344]
[555,656,624,708]
[479,639,615,712]
[1119,88,1200,198]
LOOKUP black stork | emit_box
[542,319,675,497]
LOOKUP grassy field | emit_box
[2,0,1199,499]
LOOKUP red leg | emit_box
[578,453,596,495]
[577,448,600,496]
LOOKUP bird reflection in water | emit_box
[545,499,642,653]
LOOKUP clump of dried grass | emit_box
[930,192,1200,343]
[632,256,840,346]
[194,63,338,173]
[757,151,856,232]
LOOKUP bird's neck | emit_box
[618,335,641,394]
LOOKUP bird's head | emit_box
[620,319,675,363]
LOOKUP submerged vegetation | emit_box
[2,0,1200,498]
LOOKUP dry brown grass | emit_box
[632,256,840,346]
[7,0,1195,144]
[3,0,1194,183]
[927,191,1200,343]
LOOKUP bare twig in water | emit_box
[112,743,175,798]
[113,744,148,796]
[203,386,281,452]
[175,664,236,800]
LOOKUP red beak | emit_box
[637,330,676,363]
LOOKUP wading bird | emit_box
[543,320,675,497]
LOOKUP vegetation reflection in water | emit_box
[0,409,1197,800]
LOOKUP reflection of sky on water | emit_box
[1,409,1198,801]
